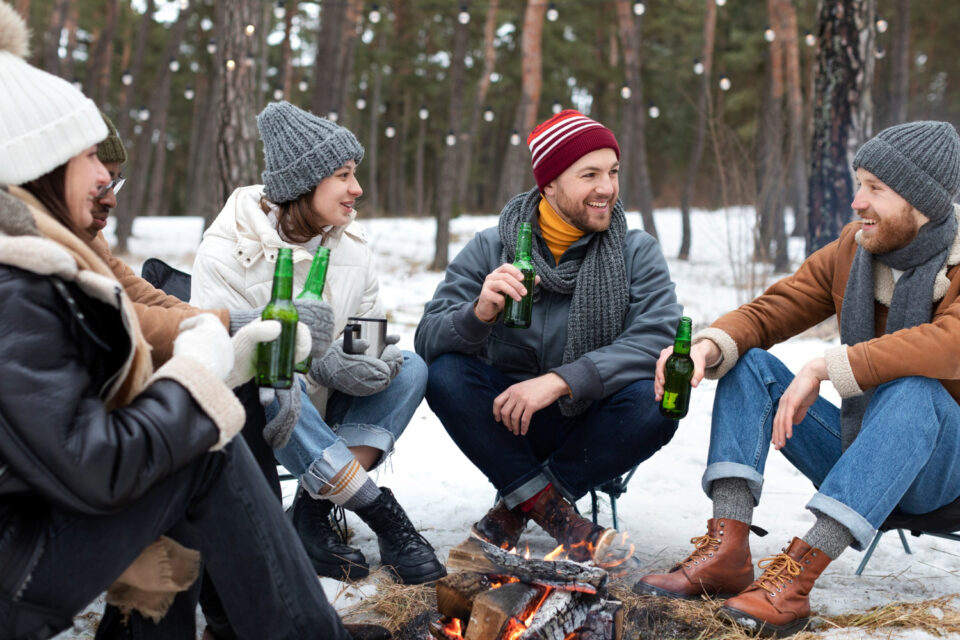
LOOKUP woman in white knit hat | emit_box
[0,5,387,639]
[190,101,445,586]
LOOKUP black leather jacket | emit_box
[0,264,220,599]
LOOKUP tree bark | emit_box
[615,0,657,240]
[279,0,299,97]
[335,0,364,119]
[311,0,348,115]
[807,0,874,254]
[498,0,546,205]
[780,0,808,240]
[84,0,119,106]
[678,0,716,260]
[430,0,471,271]
[59,3,77,82]
[889,0,910,123]
[42,0,69,77]
[117,0,155,143]
[366,32,386,215]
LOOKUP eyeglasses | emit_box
[96,175,126,199]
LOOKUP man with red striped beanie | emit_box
[416,109,681,561]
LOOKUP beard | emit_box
[860,204,922,254]
[551,187,615,234]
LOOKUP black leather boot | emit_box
[354,488,447,584]
[290,488,369,581]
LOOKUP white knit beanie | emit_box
[0,2,107,185]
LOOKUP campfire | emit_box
[427,537,627,640]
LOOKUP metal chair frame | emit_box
[856,528,960,575]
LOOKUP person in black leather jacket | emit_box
[0,6,388,639]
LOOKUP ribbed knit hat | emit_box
[852,120,960,222]
[257,101,364,204]
[0,2,107,185]
[97,111,127,165]
[527,109,620,192]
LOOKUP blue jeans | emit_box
[704,348,960,550]
[426,353,678,509]
[268,351,428,495]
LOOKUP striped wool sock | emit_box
[320,459,381,510]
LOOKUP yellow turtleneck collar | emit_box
[538,197,584,264]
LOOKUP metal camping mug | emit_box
[342,317,388,357]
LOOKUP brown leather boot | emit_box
[720,537,831,637]
[527,485,610,562]
[634,518,754,599]
[471,500,527,550]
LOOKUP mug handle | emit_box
[342,323,363,355]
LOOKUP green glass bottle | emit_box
[502,222,536,329]
[660,316,694,420]
[256,247,299,389]
[294,247,330,373]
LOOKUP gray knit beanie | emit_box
[257,101,364,204]
[852,120,960,222]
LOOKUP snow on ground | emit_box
[57,207,959,639]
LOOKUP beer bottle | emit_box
[660,316,694,419]
[502,222,536,329]
[256,247,299,388]
[294,247,330,373]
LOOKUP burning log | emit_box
[447,538,608,594]
[567,600,624,640]
[465,583,542,640]
[437,573,494,621]
[518,590,593,640]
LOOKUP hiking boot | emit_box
[291,489,369,581]
[471,500,527,550]
[354,487,447,584]
[720,538,831,637]
[634,518,754,599]
[345,623,392,639]
[527,485,611,563]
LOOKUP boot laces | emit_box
[753,553,802,596]
[678,534,721,568]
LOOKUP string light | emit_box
[138,106,150,121]
[693,58,704,75]
[648,103,660,119]
[876,17,888,33]
[804,30,816,47]
[458,4,470,25]
[510,129,520,146]
[184,85,195,100]
[273,1,285,20]
[715,0,726,6]
[206,38,216,55]
[273,88,283,100]
[620,83,631,100]
[764,25,775,42]
[168,57,180,72]
[71,77,82,90]
[633,1,645,16]
[356,95,368,110]
[418,104,429,120]
[200,17,213,31]
[446,130,456,146]
[551,100,562,114]
[226,58,236,71]
[328,110,339,122]
[546,3,559,22]
[369,4,381,24]
[189,60,200,72]
[385,123,396,138]
[298,78,308,92]
[179,0,188,10]
[483,106,494,122]
[121,69,133,86]
[875,46,886,59]
[719,75,731,91]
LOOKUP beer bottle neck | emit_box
[516,223,533,260]
[674,337,691,355]
[271,249,294,300]
[298,248,329,300]
[674,316,692,355]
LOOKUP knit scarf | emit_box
[498,186,629,416]
[839,211,957,449]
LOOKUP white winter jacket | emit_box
[190,184,385,412]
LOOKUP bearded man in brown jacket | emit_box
[635,121,960,637]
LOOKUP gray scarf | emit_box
[498,187,630,416]
[839,211,957,449]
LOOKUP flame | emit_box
[501,586,553,639]
[523,545,531,560]
[441,616,464,639]
[543,544,565,561]
[489,576,520,589]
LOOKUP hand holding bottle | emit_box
[475,264,541,323]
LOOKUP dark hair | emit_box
[260,189,329,244]
[22,163,82,236]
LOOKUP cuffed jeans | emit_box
[5,439,349,640]
[703,348,960,550]
[269,351,428,495]
[425,353,678,510]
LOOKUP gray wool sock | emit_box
[712,477,754,525]
[320,459,382,510]
[802,513,854,560]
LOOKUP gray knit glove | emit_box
[312,338,391,396]
[229,300,334,360]
[259,382,302,449]
[381,334,403,379]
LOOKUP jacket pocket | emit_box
[484,333,540,378]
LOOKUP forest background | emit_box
[12,0,959,271]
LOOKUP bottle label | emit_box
[662,391,678,410]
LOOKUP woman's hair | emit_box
[260,188,328,244]
[22,163,82,236]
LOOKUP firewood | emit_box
[465,582,541,640]
[436,572,492,620]
[428,617,464,640]
[519,590,597,639]
[446,538,608,594]
[568,599,624,640]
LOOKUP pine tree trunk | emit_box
[335,0,364,118]
[279,0,299,97]
[889,0,910,123]
[366,32,385,215]
[679,0,716,260]
[116,0,154,143]
[42,0,68,76]
[84,0,118,106]
[780,0,808,240]
[756,0,786,268]
[807,0,874,254]
[311,0,348,115]
[59,3,77,82]
[415,115,426,216]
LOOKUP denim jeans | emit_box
[704,348,960,550]
[425,353,678,509]
[7,439,349,640]
[269,351,428,495]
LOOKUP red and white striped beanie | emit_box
[527,109,620,192]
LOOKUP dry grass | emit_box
[340,569,437,634]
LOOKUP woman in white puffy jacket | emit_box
[190,101,444,585]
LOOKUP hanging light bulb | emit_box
[875,46,886,59]
[168,57,180,72]
[418,104,429,120]
[179,0,188,10]
[133,124,143,136]
[693,58,704,75]
[184,85,195,100]
[356,95,368,110]
[483,106,494,122]
[764,25,775,42]
[245,24,255,36]
[271,89,282,100]
[546,2,558,22]
[273,1,285,20]
[715,0,726,6]
[189,60,200,72]
[71,77,82,90]
[876,17,888,33]
[206,38,216,55]
[327,110,338,122]
[458,5,470,25]
[620,83,632,100]
[719,75,731,91]
[245,52,256,68]
[385,123,396,138]
[633,1,645,16]
[226,58,236,71]
[510,129,520,146]
[298,78,308,92]
[369,4,381,24]
[648,102,660,119]
[138,106,150,121]
[121,69,133,86]
[551,100,562,114]
[200,17,213,32]
[446,130,456,146]
[804,30,816,47]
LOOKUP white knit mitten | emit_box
[224,320,311,389]
[173,315,234,381]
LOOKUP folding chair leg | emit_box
[610,495,619,530]
[896,528,912,555]
[590,489,600,526]
[856,530,885,576]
